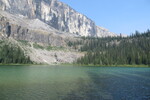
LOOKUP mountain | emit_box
[0,0,117,37]
[0,0,118,64]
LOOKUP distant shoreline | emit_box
[60,64,150,67]
[0,63,149,67]
[0,64,41,66]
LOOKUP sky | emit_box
[60,0,150,35]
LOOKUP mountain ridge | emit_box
[0,0,117,37]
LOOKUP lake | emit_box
[0,65,149,100]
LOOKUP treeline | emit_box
[76,30,150,66]
[0,41,32,64]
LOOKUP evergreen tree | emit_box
[77,30,150,66]
[0,43,32,64]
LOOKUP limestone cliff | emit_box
[0,0,117,37]
[0,11,73,47]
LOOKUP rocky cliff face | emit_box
[0,0,117,37]
[96,26,117,37]
[0,11,73,47]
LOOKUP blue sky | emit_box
[60,0,150,35]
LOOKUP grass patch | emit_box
[46,46,53,50]
[17,39,65,51]
[33,43,44,49]
[32,43,65,51]
[18,40,31,47]
[46,46,65,51]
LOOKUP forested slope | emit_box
[76,30,150,66]
[0,40,32,64]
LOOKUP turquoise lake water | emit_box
[0,65,149,100]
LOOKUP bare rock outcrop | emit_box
[0,0,117,37]
[0,11,75,47]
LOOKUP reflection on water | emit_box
[0,66,149,100]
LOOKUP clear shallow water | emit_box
[0,65,150,100]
